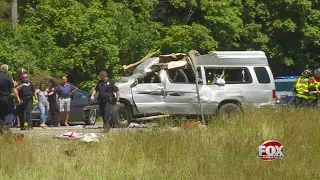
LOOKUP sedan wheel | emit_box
[85,110,97,125]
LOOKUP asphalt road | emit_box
[9,122,154,136]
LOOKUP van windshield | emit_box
[275,81,295,91]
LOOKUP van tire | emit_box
[218,103,242,118]
[112,103,132,128]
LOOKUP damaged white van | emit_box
[83,51,276,126]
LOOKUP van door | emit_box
[202,67,251,111]
[131,71,166,114]
[164,68,201,115]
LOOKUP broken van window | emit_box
[137,71,161,84]
[205,67,253,84]
[167,68,196,84]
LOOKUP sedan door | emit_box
[69,90,89,121]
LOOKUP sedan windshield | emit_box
[275,81,295,91]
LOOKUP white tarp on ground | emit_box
[55,130,102,142]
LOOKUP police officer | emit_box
[293,69,314,107]
[90,71,120,132]
[0,64,20,132]
[15,72,36,130]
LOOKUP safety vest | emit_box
[295,77,309,96]
[308,81,320,99]
[310,81,320,91]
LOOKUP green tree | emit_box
[0,0,319,91]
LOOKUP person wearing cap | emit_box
[293,69,314,107]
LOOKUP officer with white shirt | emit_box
[15,72,36,130]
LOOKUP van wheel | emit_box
[112,103,132,128]
[218,103,242,118]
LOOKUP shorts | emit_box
[58,97,71,112]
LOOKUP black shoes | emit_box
[103,123,111,133]
[20,126,33,131]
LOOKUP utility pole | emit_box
[11,0,18,29]
[187,50,206,125]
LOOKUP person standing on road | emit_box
[90,71,120,132]
[35,82,49,128]
[48,79,59,126]
[0,64,21,132]
[15,72,36,130]
[6,81,18,128]
[14,69,27,127]
[56,76,78,126]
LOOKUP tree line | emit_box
[0,0,319,92]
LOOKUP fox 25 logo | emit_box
[257,140,284,161]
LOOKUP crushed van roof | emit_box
[133,51,269,73]
[196,54,269,66]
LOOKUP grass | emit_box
[0,107,320,179]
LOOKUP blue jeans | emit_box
[38,104,49,124]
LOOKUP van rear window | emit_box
[254,67,270,84]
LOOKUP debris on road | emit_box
[55,130,102,142]
[80,133,99,143]
[128,122,149,128]
[169,127,180,132]
[14,133,24,144]
[183,121,207,129]
[74,125,86,128]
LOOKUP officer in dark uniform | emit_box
[15,72,36,130]
[0,64,20,132]
[90,71,120,132]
